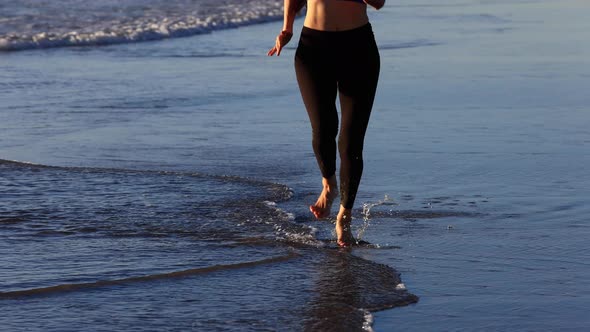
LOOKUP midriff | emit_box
[304,0,369,31]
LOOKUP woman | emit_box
[268,0,384,247]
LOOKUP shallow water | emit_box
[1,0,590,330]
[0,160,418,330]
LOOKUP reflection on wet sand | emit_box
[304,249,418,331]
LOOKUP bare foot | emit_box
[335,207,356,247]
[309,176,338,219]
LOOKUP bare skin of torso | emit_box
[303,0,369,31]
[269,0,384,56]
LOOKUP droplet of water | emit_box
[357,195,394,240]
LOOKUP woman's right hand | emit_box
[267,30,293,56]
[364,0,385,10]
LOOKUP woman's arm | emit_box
[364,0,385,10]
[283,0,305,33]
[268,0,305,56]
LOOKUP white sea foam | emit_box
[274,220,322,247]
[362,309,375,332]
[0,0,284,51]
[262,199,323,246]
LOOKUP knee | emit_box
[313,125,338,145]
[338,138,364,162]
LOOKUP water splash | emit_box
[356,195,397,241]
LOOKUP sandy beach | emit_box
[1,0,590,330]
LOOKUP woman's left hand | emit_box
[267,30,293,56]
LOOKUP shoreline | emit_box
[2,0,590,330]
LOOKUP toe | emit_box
[337,239,350,248]
[310,203,331,219]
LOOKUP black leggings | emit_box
[294,23,380,209]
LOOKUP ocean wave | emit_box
[0,0,284,51]
[0,252,300,299]
[1,158,418,330]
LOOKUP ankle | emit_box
[337,207,352,224]
[322,176,338,192]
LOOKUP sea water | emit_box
[1,0,589,330]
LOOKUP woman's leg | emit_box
[335,30,381,245]
[295,44,340,219]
